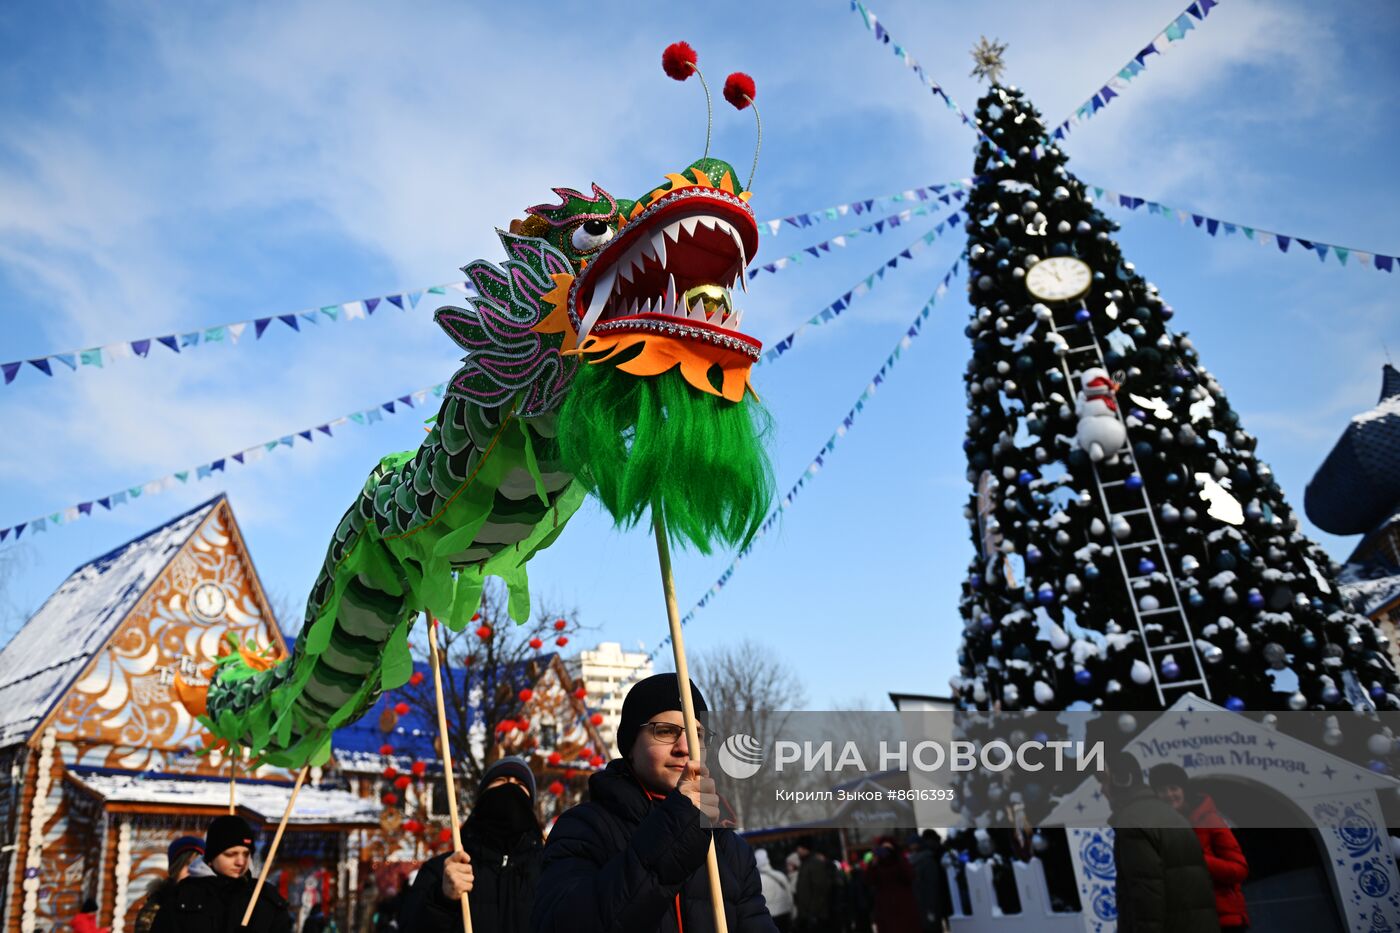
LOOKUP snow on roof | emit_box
[0,496,223,748]
[68,767,379,825]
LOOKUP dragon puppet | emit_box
[192,47,775,769]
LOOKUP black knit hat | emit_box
[204,814,256,861]
[616,673,708,757]
[1148,762,1190,792]
[480,755,536,798]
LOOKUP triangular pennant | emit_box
[365,297,381,314]
[2,361,21,384]
[299,430,313,442]
[317,424,333,436]
[255,318,273,339]
[279,314,300,331]
[157,335,179,353]
[233,452,246,464]
[28,358,53,377]
[53,353,77,371]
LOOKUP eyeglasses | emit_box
[641,722,709,748]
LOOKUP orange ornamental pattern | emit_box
[44,502,286,772]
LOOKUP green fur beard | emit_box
[557,364,775,554]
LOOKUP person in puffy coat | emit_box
[754,849,794,932]
[1098,751,1219,933]
[1150,763,1249,931]
[532,673,778,933]
[151,814,292,933]
[399,755,545,933]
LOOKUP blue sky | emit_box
[1,0,1397,708]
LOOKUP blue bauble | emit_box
[995,237,1012,251]
[962,438,975,451]
[1369,760,1389,774]
[1165,472,1181,486]
[1051,241,1070,256]
[1321,685,1341,705]
[958,851,971,863]
[1161,306,1175,321]
[1372,684,1387,700]
[1047,370,1065,385]
[1215,552,1237,571]
[1134,441,1154,461]
[1085,564,1101,581]
[1131,408,1148,422]
[1187,592,1205,609]
[1161,659,1180,680]
[1301,632,1317,649]
[1027,546,1043,564]
[1225,697,1246,712]
[1125,474,1144,491]
[980,614,995,630]
[1037,584,1056,605]
[991,634,1003,650]
[1247,590,1265,609]
[969,574,983,590]
[1018,470,1036,485]
[1075,309,1091,324]
[1074,669,1093,687]
[1137,558,1156,575]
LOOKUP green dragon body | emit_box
[200,157,766,768]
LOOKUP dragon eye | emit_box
[570,219,614,253]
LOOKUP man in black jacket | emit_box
[400,755,545,932]
[532,673,778,933]
[151,814,292,933]
[1098,751,1219,933]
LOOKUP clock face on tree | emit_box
[1025,256,1092,302]
[190,582,228,621]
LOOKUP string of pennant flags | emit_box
[848,1,1010,164]
[749,192,966,279]
[1050,0,1223,142]
[757,209,964,365]
[2,282,476,388]
[758,180,968,236]
[1095,183,1398,273]
[0,384,448,544]
[594,260,965,700]
[0,233,964,545]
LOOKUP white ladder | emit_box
[1046,306,1211,705]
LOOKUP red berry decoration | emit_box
[382,766,398,779]
[590,713,604,726]
[382,792,398,805]
[574,686,587,699]
[438,827,454,844]
[556,636,569,647]
[409,672,425,686]
[497,720,513,733]
[549,781,565,796]
[553,618,567,631]
[393,775,411,790]
[516,717,530,731]
[404,819,423,834]
[394,702,410,716]
[471,612,481,621]
[529,637,543,650]
[518,688,534,703]
[411,760,427,777]
[565,768,576,779]
[379,743,394,756]
[723,72,756,110]
[590,756,605,768]
[476,625,493,640]
[662,41,698,81]
[547,751,562,766]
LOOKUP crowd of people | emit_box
[58,678,1249,933]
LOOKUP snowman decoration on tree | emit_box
[1074,367,1126,462]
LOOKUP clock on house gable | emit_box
[0,493,290,775]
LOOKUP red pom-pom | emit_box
[394,702,410,716]
[529,637,543,650]
[519,688,534,703]
[662,42,698,81]
[574,686,587,699]
[411,760,427,777]
[382,766,398,779]
[471,612,481,622]
[549,780,566,796]
[553,618,567,631]
[409,672,425,686]
[723,72,756,110]
[564,767,577,779]
[516,717,530,731]
[378,743,394,756]
[393,775,411,790]
[590,713,605,726]
[382,792,398,805]
[404,819,423,834]
[476,625,493,640]
[547,751,562,765]
[555,636,569,647]
[589,755,605,768]
[497,720,513,733]
[438,827,454,844]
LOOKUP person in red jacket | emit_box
[1150,764,1250,931]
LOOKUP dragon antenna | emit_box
[723,72,761,190]
[663,42,712,159]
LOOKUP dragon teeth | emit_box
[577,267,617,343]
[680,216,700,237]
[650,231,667,268]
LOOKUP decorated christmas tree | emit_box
[950,76,1400,716]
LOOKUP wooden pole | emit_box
[241,764,309,928]
[653,515,729,933]
[428,618,474,933]
[228,745,238,814]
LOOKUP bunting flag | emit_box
[1051,0,1224,142]
[758,179,971,237]
[0,383,448,544]
[590,262,965,700]
[2,282,476,388]
[1091,182,1397,273]
[751,198,966,280]
[757,216,964,365]
[847,1,1009,162]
